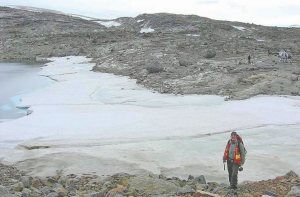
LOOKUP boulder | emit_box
[178,58,192,67]
[192,175,206,184]
[203,49,216,58]
[128,175,181,195]
[146,62,164,73]
[285,170,299,179]
[287,186,300,197]
[21,176,31,188]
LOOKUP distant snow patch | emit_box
[71,14,98,20]
[257,39,265,42]
[185,34,200,37]
[289,25,300,28]
[137,19,144,23]
[140,28,155,33]
[7,5,42,13]
[7,5,65,14]
[96,21,121,28]
[232,26,245,31]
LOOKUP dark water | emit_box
[0,61,53,122]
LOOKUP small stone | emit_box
[21,176,31,188]
[253,192,263,197]
[0,185,10,196]
[275,176,287,182]
[31,178,42,188]
[21,188,32,197]
[263,190,278,196]
[192,175,206,184]
[14,182,24,192]
[193,192,202,197]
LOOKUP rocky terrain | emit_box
[1,163,300,197]
[1,6,300,100]
[1,6,300,197]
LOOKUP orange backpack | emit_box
[236,134,247,155]
[227,134,247,155]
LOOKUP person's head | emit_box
[231,132,237,141]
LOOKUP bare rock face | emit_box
[203,49,216,58]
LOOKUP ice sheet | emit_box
[0,56,299,183]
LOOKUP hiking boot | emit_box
[230,185,237,190]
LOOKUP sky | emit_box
[1,0,300,26]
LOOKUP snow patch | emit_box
[232,25,246,31]
[185,34,200,37]
[137,19,144,23]
[7,5,42,13]
[96,21,121,28]
[6,5,65,14]
[140,28,155,33]
[289,25,300,28]
[70,14,98,20]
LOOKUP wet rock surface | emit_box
[1,163,300,197]
[1,6,300,100]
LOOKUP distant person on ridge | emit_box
[248,55,251,64]
[223,132,246,189]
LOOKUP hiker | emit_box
[223,132,246,189]
[247,55,251,64]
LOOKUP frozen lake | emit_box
[0,61,53,122]
[0,56,299,184]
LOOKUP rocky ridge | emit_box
[0,163,300,197]
[1,6,300,100]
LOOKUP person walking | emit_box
[223,132,246,189]
[248,55,251,64]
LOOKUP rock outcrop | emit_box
[1,7,300,100]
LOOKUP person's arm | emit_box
[223,141,230,162]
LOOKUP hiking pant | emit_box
[227,160,239,186]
